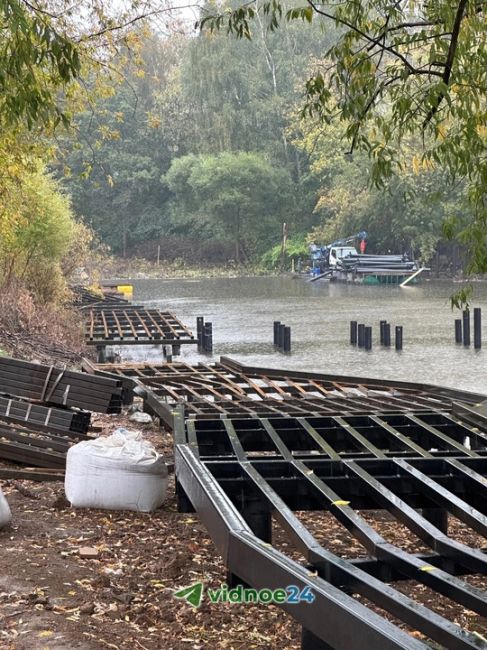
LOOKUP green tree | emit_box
[185,3,334,156]
[292,116,468,263]
[201,1,487,289]
[164,151,293,261]
[0,148,81,301]
[0,1,182,131]
[58,34,189,256]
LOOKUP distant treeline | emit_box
[55,7,471,269]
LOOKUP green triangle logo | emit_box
[174,582,204,608]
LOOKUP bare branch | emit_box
[306,0,443,78]
[423,0,468,126]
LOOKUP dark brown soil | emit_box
[0,415,300,650]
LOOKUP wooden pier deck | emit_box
[72,285,197,351]
[84,305,197,347]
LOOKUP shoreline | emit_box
[78,253,486,284]
[78,254,277,283]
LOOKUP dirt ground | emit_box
[0,416,301,650]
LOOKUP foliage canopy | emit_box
[201,0,487,282]
[0,133,85,301]
[164,151,293,261]
[0,0,179,131]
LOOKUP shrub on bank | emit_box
[261,235,308,270]
[0,159,91,304]
[0,282,84,363]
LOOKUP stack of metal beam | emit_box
[0,421,83,470]
[0,355,124,474]
[0,395,90,434]
[0,357,123,413]
[337,254,416,273]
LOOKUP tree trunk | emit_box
[235,208,241,263]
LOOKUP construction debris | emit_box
[78,546,99,559]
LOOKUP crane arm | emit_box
[328,231,367,247]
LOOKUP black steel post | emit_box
[196,316,204,352]
[395,326,403,351]
[278,323,286,350]
[283,326,291,352]
[350,321,357,346]
[301,628,334,650]
[175,479,195,513]
[96,346,106,363]
[474,307,481,349]
[463,309,470,347]
[164,346,173,363]
[357,324,365,348]
[204,322,213,353]
[364,326,372,350]
[274,321,281,346]
[379,320,386,346]
[454,319,462,344]
[422,508,448,535]
[383,323,391,347]
[228,502,272,589]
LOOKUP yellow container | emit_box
[117,284,133,297]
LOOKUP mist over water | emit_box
[120,276,487,395]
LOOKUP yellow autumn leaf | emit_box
[437,124,446,139]
[412,155,421,175]
[38,630,53,638]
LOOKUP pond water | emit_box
[121,276,487,394]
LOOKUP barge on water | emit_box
[309,232,426,285]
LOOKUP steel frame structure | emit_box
[83,356,487,648]
[84,356,487,428]
[175,411,487,650]
[71,285,129,307]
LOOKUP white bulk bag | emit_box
[65,428,168,512]
[0,488,12,528]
